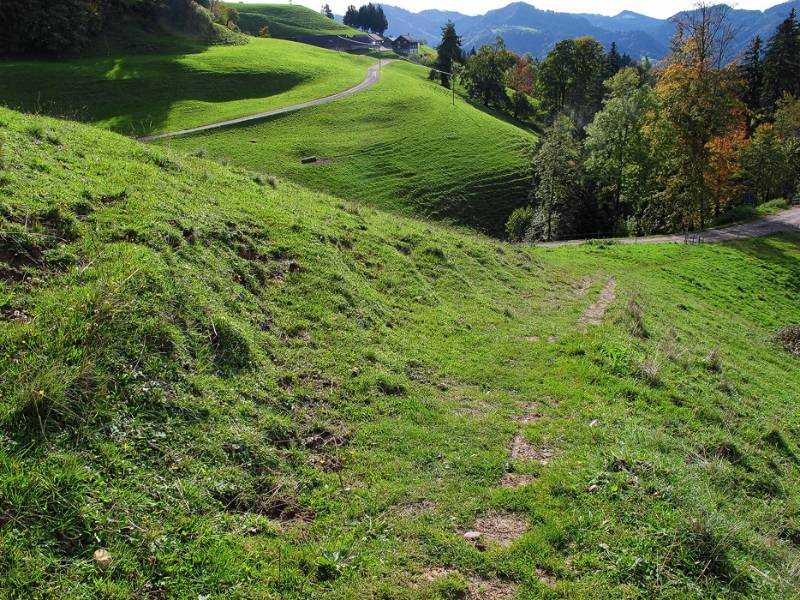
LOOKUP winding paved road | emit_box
[539,206,800,248]
[139,61,385,142]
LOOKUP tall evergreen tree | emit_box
[374,5,388,35]
[343,5,358,28]
[761,8,800,112]
[607,42,622,76]
[435,22,463,88]
[321,4,334,19]
[740,36,764,131]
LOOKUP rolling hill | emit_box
[236,3,363,39]
[0,35,371,136]
[2,104,800,598]
[154,60,536,235]
[375,0,800,59]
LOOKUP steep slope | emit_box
[156,60,535,235]
[2,106,800,599]
[0,36,371,136]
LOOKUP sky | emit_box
[258,0,788,19]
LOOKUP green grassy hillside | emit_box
[236,4,362,39]
[158,60,535,234]
[2,106,800,598]
[0,36,370,136]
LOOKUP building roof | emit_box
[394,35,422,44]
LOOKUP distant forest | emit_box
[429,6,800,240]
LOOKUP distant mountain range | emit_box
[343,1,800,60]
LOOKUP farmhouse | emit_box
[392,35,422,55]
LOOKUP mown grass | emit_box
[1,107,800,598]
[0,36,370,136]
[237,4,362,38]
[157,60,536,235]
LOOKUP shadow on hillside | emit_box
[723,232,800,277]
[0,49,307,136]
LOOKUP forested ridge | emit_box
[428,5,800,241]
[0,0,241,55]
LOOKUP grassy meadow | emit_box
[0,36,371,136]
[237,4,362,38]
[157,60,536,234]
[1,106,799,598]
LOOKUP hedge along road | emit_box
[139,60,387,142]
[538,206,800,248]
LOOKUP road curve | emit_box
[138,61,385,143]
[539,206,800,248]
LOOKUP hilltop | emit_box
[236,3,364,41]
[1,103,800,598]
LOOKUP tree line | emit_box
[342,3,388,36]
[1,0,240,55]
[433,4,800,241]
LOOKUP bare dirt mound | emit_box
[510,434,554,465]
[580,278,617,325]
[499,472,535,489]
[463,513,529,548]
[468,576,518,599]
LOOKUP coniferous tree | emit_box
[762,8,800,112]
[321,4,334,19]
[343,5,359,28]
[436,22,463,88]
[374,5,388,35]
[740,36,764,131]
[608,42,622,76]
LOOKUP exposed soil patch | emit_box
[418,570,518,599]
[499,472,535,489]
[580,278,617,325]
[309,452,343,472]
[468,577,518,599]
[464,513,528,548]
[525,335,540,342]
[575,278,594,297]
[510,434,554,465]
[302,425,349,450]
[536,568,557,586]
[512,403,543,424]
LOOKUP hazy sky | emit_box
[263,0,787,19]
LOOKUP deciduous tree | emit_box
[530,115,582,241]
[652,2,741,230]
[461,37,516,109]
[585,68,655,233]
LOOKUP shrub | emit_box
[505,206,534,242]
[710,205,757,227]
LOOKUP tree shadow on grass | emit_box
[0,50,309,136]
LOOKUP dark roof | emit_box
[393,35,421,44]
